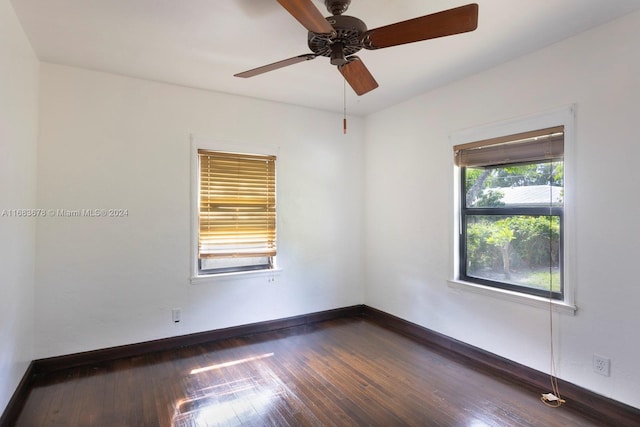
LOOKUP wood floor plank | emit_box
[13,317,609,426]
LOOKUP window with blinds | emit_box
[455,126,565,299]
[197,149,276,274]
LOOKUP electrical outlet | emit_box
[593,354,610,377]
[172,308,181,323]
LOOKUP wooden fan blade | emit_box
[339,56,379,96]
[235,54,317,78]
[276,0,334,34]
[362,3,478,50]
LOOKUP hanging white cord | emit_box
[542,163,565,407]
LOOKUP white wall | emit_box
[0,0,38,415]
[364,10,640,409]
[35,63,365,358]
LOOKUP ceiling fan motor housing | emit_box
[307,15,366,63]
[324,0,351,15]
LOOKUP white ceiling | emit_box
[11,0,640,116]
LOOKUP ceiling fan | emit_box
[235,0,479,96]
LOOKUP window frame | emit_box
[459,161,564,300]
[448,106,576,314]
[190,136,280,284]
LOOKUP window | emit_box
[454,126,564,299]
[196,149,276,276]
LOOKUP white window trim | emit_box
[189,135,281,285]
[449,105,577,314]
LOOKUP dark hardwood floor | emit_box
[14,317,606,426]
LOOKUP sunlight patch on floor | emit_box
[189,352,274,375]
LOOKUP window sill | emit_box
[191,268,282,285]
[447,279,576,315]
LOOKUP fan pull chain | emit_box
[343,77,347,134]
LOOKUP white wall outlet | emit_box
[172,308,181,323]
[593,354,610,376]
